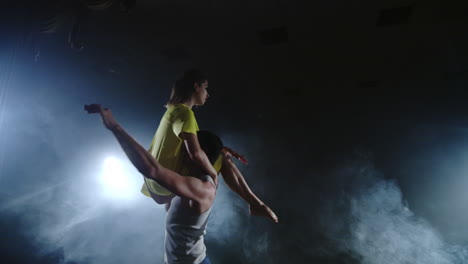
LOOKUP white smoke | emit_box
[341,168,468,263]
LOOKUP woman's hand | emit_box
[222,146,248,165]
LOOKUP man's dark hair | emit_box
[197,130,223,165]
[166,69,208,106]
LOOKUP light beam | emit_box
[99,156,140,200]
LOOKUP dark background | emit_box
[2,0,468,263]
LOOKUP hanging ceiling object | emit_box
[34,47,40,62]
[377,4,415,27]
[161,46,190,61]
[85,0,114,10]
[120,0,136,12]
[69,21,84,51]
[257,26,288,46]
[358,80,380,89]
[39,14,59,33]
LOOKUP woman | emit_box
[141,69,219,204]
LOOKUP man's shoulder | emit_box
[197,174,217,189]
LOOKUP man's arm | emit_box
[86,105,215,207]
[180,132,218,183]
[220,151,278,223]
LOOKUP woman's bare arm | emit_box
[180,132,218,183]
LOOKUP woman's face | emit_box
[194,80,209,106]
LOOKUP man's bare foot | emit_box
[249,203,279,223]
[85,104,119,131]
[84,104,101,113]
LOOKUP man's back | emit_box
[164,175,216,264]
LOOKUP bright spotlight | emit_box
[99,156,141,200]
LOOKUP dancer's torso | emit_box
[164,175,216,264]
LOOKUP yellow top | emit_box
[141,104,222,197]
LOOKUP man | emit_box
[85,104,278,264]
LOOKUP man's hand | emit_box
[249,203,279,223]
[84,104,119,131]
